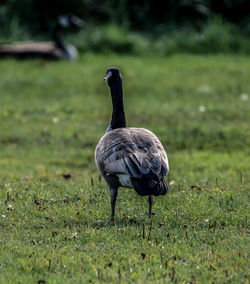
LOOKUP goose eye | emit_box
[104,71,112,83]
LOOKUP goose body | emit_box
[95,127,168,195]
[95,67,169,220]
[0,42,70,60]
[0,15,83,60]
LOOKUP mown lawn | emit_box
[0,54,249,283]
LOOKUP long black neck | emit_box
[110,82,126,130]
[52,24,66,51]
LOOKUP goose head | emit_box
[104,67,122,87]
[58,14,84,29]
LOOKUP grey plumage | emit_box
[95,67,169,220]
[95,127,168,192]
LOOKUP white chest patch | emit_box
[65,44,78,60]
[117,174,133,188]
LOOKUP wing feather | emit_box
[95,128,169,180]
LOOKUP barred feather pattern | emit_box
[95,127,169,196]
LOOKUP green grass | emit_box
[0,54,249,283]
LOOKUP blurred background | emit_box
[1,0,250,55]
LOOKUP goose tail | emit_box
[157,178,168,196]
[131,176,168,196]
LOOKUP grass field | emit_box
[0,54,249,283]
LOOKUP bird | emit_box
[0,14,84,60]
[95,67,169,221]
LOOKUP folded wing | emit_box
[95,128,169,196]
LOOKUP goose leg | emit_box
[148,195,153,218]
[110,188,118,221]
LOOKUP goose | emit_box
[95,67,169,221]
[0,14,83,60]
